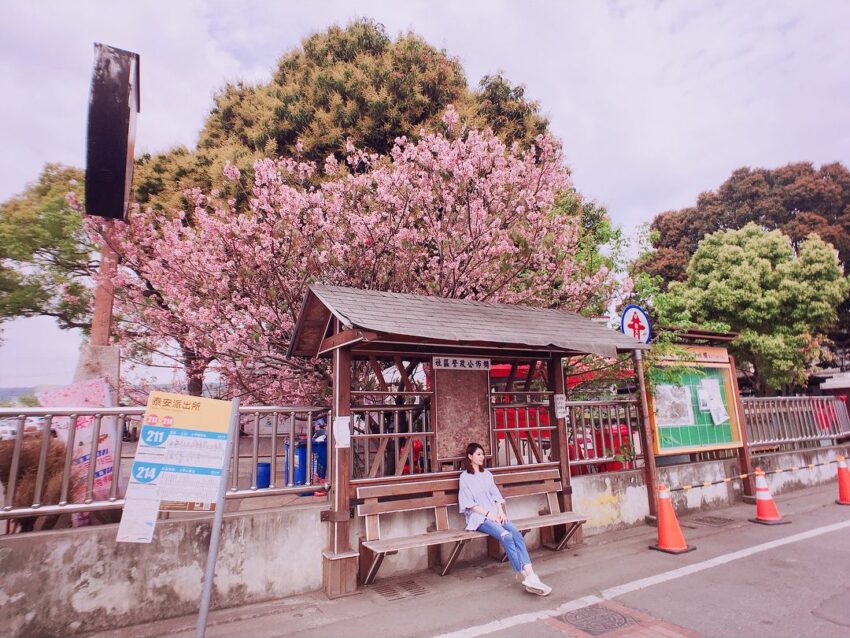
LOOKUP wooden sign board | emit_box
[433,357,492,461]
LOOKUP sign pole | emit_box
[632,350,659,521]
[196,397,240,638]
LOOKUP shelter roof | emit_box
[288,285,648,359]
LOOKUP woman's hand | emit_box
[496,506,507,524]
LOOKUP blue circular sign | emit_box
[621,304,652,344]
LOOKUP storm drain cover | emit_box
[373,579,429,602]
[560,604,637,636]
[693,515,735,527]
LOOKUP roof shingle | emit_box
[290,285,648,358]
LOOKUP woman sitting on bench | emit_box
[459,442,552,596]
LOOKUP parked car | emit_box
[0,417,56,440]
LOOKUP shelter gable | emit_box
[289,284,648,359]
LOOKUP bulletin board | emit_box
[647,346,744,455]
[433,358,492,461]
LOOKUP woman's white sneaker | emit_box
[522,574,552,596]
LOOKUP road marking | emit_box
[433,519,850,638]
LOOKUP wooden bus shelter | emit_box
[289,284,652,597]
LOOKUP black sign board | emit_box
[85,43,140,220]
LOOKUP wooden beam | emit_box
[323,320,358,598]
[632,349,659,520]
[394,437,416,476]
[367,438,390,478]
[393,356,415,392]
[523,360,538,391]
[505,363,518,393]
[547,355,572,513]
[319,329,379,355]
[526,433,543,463]
[730,355,755,501]
[504,430,523,465]
[368,356,390,392]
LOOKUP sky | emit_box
[1,0,849,387]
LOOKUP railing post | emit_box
[547,355,572,508]
[632,350,659,521]
[729,356,755,502]
[322,321,358,598]
[544,354,579,549]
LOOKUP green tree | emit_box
[1,21,551,345]
[640,162,850,286]
[660,223,849,394]
[548,190,625,315]
[0,164,91,335]
[133,19,550,214]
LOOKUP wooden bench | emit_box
[356,467,586,585]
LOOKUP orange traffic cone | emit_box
[649,484,696,554]
[836,455,850,506]
[749,467,790,525]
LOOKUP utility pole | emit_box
[75,44,140,386]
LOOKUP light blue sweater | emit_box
[458,469,506,531]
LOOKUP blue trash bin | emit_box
[256,462,271,488]
[284,440,308,485]
[311,438,328,481]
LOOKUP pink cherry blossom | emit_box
[93,119,618,403]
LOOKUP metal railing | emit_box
[742,396,850,453]
[350,402,433,478]
[0,405,330,528]
[491,391,554,467]
[490,393,642,473]
[566,399,642,471]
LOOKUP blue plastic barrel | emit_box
[284,440,308,485]
[256,462,271,489]
[312,440,328,480]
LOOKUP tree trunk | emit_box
[182,346,209,397]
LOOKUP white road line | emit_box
[433,519,850,638]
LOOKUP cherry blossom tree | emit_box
[101,112,618,403]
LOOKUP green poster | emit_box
[652,367,739,453]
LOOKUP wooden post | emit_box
[322,320,358,598]
[729,355,755,502]
[632,349,659,521]
[75,221,121,389]
[90,221,119,346]
[542,355,579,548]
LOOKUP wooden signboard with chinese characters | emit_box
[433,357,492,462]
[648,346,744,455]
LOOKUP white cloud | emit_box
[1,0,849,388]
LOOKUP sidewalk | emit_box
[84,483,850,638]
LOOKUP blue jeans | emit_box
[477,519,530,573]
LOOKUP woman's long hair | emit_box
[463,442,484,474]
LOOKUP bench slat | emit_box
[512,511,587,530]
[362,511,588,555]
[363,529,480,553]
[499,479,563,499]
[494,468,560,485]
[357,492,459,516]
[357,477,460,500]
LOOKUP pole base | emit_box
[749,517,791,525]
[649,544,696,555]
[836,500,850,506]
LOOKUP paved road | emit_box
[86,483,850,638]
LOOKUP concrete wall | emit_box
[572,457,742,534]
[0,501,326,638]
[750,444,849,496]
[2,445,847,637]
